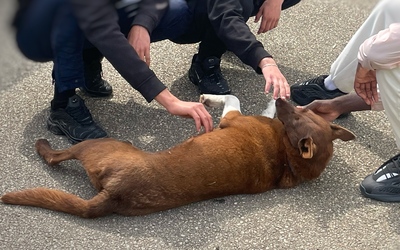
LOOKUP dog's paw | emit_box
[199,95,206,104]
[200,94,227,107]
[200,94,216,107]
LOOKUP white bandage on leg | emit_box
[200,94,241,118]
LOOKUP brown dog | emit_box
[1,95,355,218]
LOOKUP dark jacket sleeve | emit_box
[69,0,166,102]
[207,0,272,74]
[131,0,169,33]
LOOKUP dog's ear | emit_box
[298,137,315,159]
[330,124,356,141]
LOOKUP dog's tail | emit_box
[35,139,75,166]
[1,188,112,218]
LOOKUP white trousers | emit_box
[329,0,400,148]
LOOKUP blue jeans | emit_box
[15,0,192,93]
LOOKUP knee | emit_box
[16,31,52,62]
[373,0,400,19]
[153,0,193,40]
[166,0,192,23]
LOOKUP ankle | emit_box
[51,89,76,110]
[324,75,337,91]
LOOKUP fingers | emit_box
[254,3,281,34]
[257,19,278,34]
[263,71,290,100]
[355,85,371,105]
[269,79,289,100]
[137,48,150,66]
[371,82,379,104]
[144,49,151,66]
[190,104,213,133]
[254,12,261,23]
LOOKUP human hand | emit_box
[254,0,283,34]
[155,89,214,133]
[303,100,341,122]
[128,25,151,66]
[260,59,290,100]
[354,63,378,106]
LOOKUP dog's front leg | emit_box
[200,94,241,118]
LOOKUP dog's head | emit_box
[275,98,355,160]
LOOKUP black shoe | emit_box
[188,54,230,95]
[290,75,346,106]
[359,154,400,202]
[47,95,107,144]
[79,60,113,97]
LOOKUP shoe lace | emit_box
[204,70,227,90]
[67,101,93,126]
[379,155,400,180]
[300,76,325,86]
[205,72,220,85]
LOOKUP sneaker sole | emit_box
[47,119,82,144]
[359,183,400,202]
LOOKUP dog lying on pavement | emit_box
[1,95,355,218]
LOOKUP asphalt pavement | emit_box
[1,0,399,249]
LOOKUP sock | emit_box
[324,75,338,91]
[51,88,76,110]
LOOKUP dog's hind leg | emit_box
[35,139,76,166]
[1,188,114,218]
[200,94,241,118]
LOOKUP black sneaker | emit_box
[188,54,230,95]
[359,154,400,202]
[79,60,113,97]
[47,95,107,144]
[290,75,346,106]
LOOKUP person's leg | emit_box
[330,0,400,93]
[359,67,400,202]
[16,0,107,143]
[79,46,113,97]
[290,0,400,106]
[151,0,193,42]
[16,0,83,106]
[181,0,234,95]
[376,69,400,149]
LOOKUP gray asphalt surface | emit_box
[1,0,399,249]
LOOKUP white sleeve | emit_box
[358,23,400,70]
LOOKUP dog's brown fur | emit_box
[1,98,355,218]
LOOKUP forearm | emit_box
[154,89,179,111]
[332,92,371,114]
